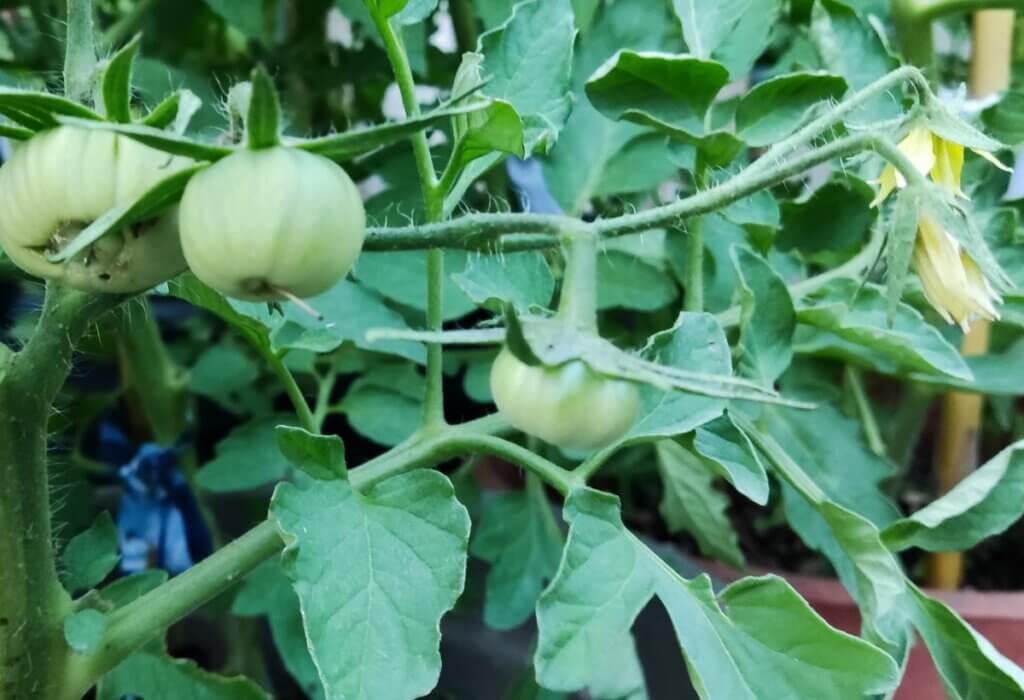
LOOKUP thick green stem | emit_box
[0,285,121,700]
[684,221,704,313]
[365,129,917,252]
[373,8,447,428]
[115,301,189,445]
[63,0,97,102]
[556,229,599,332]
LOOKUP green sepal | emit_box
[246,65,281,150]
[502,302,544,366]
[48,163,207,263]
[100,33,141,123]
[58,116,232,161]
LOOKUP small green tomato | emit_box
[0,126,192,292]
[178,147,365,301]
[489,346,640,451]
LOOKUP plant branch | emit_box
[372,10,447,428]
[66,412,553,691]
[266,355,316,433]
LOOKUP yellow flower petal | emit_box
[971,148,1013,173]
[870,166,898,208]
[912,214,1001,331]
[931,136,966,197]
[897,127,937,186]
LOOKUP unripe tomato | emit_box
[178,147,365,301]
[489,346,640,451]
[0,126,192,292]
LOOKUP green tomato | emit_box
[489,346,640,451]
[0,126,193,293]
[178,147,365,301]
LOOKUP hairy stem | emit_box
[0,285,121,700]
[374,8,447,428]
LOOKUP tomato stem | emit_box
[557,228,600,333]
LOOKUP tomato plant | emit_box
[4,0,1024,699]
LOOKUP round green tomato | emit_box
[178,147,365,301]
[0,126,193,292]
[489,346,640,451]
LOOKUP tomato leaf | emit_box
[63,609,107,654]
[732,246,796,386]
[471,476,563,630]
[535,487,900,698]
[100,33,141,123]
[97,651,270,700]
[656,440,745,567]
[882,441,1024,552]
[735,71,847,147]
[60,511,121,593]
[297,101,495,161]
[269,470,469,700]
[276,426,347,481]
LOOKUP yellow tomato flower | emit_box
[871,127,1010,207]
[913,214,1001,331]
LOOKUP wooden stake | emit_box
[927,9,1014,591]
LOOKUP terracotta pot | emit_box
[699,560,1024,699]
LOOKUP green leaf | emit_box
[656,572,901,698]
[64,608,107,654]
[925,98,1005,154]
[533,489,651,698]
[100,34,141,123]
[672,0,750,59]
[983,88,1024,147]
[47,163,206,263]
[246,66,281,150]
[299,102,496,161]
[189,343,262,415]
[339,364,424,446]
[624,313,731,441]
[452,251,555,312]
[921,187,1012,293]
[59,115,233,160]
[736,71,847,147]
[270,469,470,700]
[809,0,899,124]
[205,0,267,37]
[61,511,121,592]
[471,476,563,630]
[597,250,679,311]
[276,426,347,481]
[231,561,323,698]
[355,250,477,322]
[97,652,270,700]
[722,187,781,229]
[196,415,296,492]
[450,98,525,172]
[733,246,796,385]
[536,487,900,698]
[585,50,729,142]
[797,280,973,380]
[227,281,425,363]
[778,176,877,257]
[906,585,1024,700]
[168,274,273,357]
[693,413,770,505]
[714,0,783,79]
[478,0,575,154]
[656,440,745,567]
[883,441,1024,552]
